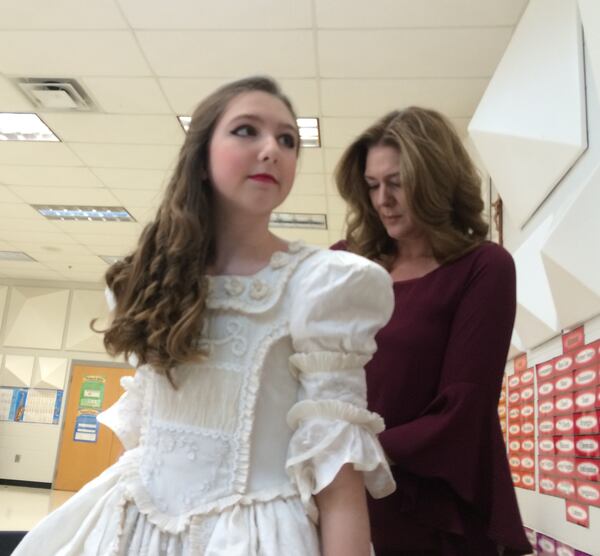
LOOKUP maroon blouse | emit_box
[332,241,531,555]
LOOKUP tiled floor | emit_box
[0,486,74,531]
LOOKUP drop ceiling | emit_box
[0,0,528,283]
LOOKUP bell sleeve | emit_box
[285,251,396,519]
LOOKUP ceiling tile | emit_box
[327,212,346,231]
[0,166,103,188]
[324,148,343,174]
[326,194,348,215]
[0,76,33,111]
[0,186,23,203]
[160,77,320,116]
[28,252,105,265]
[0,0,128,29]
[0,230,79,245]
[41,113,184,145]
[278,194,328,214]
[91,168,168,190]
[315,0,527,28]
[82,77,173,114]
[137,30,316,78]
[0,143,83,166]
[11,243,93,257]
[293,174,326,196]
[320,78,488,118]
[273,228,330,245]
[0,203,44,219]
[56,270,104,283]
[50,221,142,236]
[67,233,139,248]
[119,0,312,29]
[318,28,513,78]
[111,189,162,209]
[86,244,132,257]
[126,206,156,226]
[297,149,324,174]
[0,266,64,280]
[68,143,179,170]
[11,186,121,206]
[321,118,372,148]
[0,217,62,233]
[0,31,151,76]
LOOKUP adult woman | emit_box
[333,107,531,555]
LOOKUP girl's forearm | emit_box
[315,463,371,556]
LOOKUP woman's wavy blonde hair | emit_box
[335,107,488,268]
[99,76,298,384]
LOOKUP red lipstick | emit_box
[249,173,278,185]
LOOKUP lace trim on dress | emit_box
[286,417,396,523]
[231,322,290,494]
[205,242,316,313]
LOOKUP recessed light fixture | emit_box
[296,117,320,148]
[99,255,123,265]
[270,212,327,229]
[0,113,59,141]
[177,115,321,148]
[0,251,36,262]
[32,205,135,222]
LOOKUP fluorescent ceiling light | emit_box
[177,115,320,147]
[270,212,327,229]
[32,205,135,222]
[0,251,36,262]
[0,113,59,141]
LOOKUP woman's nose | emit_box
[259,135,279,163]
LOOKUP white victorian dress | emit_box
[13,243,396,556]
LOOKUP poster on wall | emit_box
[535,326,600,530]
[0,386,62,424]
[72,376,105,443]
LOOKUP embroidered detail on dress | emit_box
[249,278,269,300]
[140,422,232,514]
[198,318,248,358]
[224,276,245,296]
[270,250,290,269]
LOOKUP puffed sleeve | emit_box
[286,250,396,519]
[96,288,146,450]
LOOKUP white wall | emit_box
[470,0,600,552]
[0,277,121,483]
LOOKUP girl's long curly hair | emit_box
[335,107,488,268]
[100,76,298,383]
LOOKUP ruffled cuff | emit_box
[97,372,145,450]
[286,400,396,522]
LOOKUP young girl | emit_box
[13,77,396,556]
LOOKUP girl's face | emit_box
[364,144,422,242]
[208,91,299,219]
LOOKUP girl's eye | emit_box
[366,182,378,190]
[232,124,256,137]
[278,133,297,149]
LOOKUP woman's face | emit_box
[364,144,422,242]
[208,90,299,220]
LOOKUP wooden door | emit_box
[53,363,134,491]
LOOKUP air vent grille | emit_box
[14,77,96,112]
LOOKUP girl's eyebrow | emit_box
[228,113,298,133]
